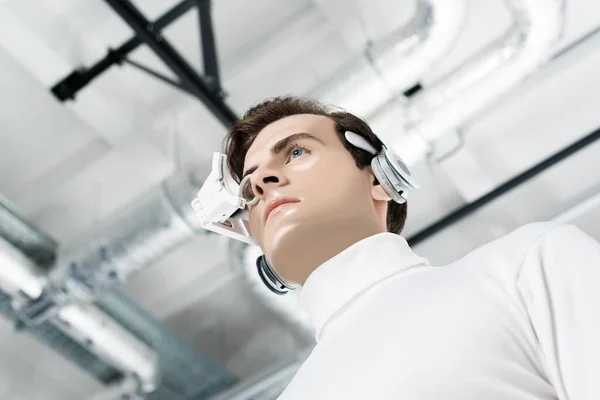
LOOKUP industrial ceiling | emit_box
[0,0,599,398]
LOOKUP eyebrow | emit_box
[242,132,324,178]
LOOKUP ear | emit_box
[368,168,392,202]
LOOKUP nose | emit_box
[251,167,287,199]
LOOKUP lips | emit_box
[263,197,300,223]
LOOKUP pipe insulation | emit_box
[390,0,566,163]
[311,0,468,118]
[57,165,209,298]
[54,303,159,392]
[48,163,237,397]
[0,236,159,392]
[0,236,47,299]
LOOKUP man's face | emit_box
[242,114,378,283]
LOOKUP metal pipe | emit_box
[393,0,566,162]
[0,195,58,267]
[52,163,237,397]
[104,0,238,127]
[407,124,600,246]
[54,302,159,392]
[0,236,47,299]
[59,165,208,297]
[311,0,467,118]
[0,237,159,392]
[96,290,236,399]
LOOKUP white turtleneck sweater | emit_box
[277,222,600,400]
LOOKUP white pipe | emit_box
[0,237,159,392]
[392,0,565,162]
[368,1,469,94]
[0,236,46,299]
[311,0,467,118]
[55,303,159,392]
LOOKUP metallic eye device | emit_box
[191,131,419,294]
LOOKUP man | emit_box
[221,96,600,399]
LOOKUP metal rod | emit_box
[197,0,221,88]
[104,0,238,127]
[407,125,600,246]
[123,58,196,96]
[51,0,196,101]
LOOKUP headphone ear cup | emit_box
[256,255,289,295]
[371,157,406,204]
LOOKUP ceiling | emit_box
[0,0,599,398]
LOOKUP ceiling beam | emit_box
[104,0,238,127]
[51,0,197,102]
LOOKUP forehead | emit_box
[244,114,337,168]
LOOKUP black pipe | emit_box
[51,0,196,101]
[407,125,600,246]
[105,0,238,127]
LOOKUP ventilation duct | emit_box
[47,162,308,396]
[0,186,236,398]
[56,164,209,299]
[311,0,468,117]
[381,0,566,163]
[54,163,238,396]
[53,302,158,392]
[96,289,237,400]
[0,236,47,299]
[0,290,122,383]
[0,235,158,393]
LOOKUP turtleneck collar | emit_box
[299,232,429,342]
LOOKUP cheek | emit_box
[302,163,371,203]
[248,206,262,237]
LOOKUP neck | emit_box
[271,218,384,285]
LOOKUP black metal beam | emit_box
[104,0,238,127]
[196,0,221,88]
[51,0,196,101]
[123,58,195,96]
[407,125,600,246]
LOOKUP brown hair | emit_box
[223,96,407,234]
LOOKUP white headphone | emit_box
[344,131,419,204]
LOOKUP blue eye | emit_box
[290,147,304,160]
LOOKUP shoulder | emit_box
[449,222,563,268]
[442,222,582,283]
[495,221,566,249]
[521,223,600,269]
